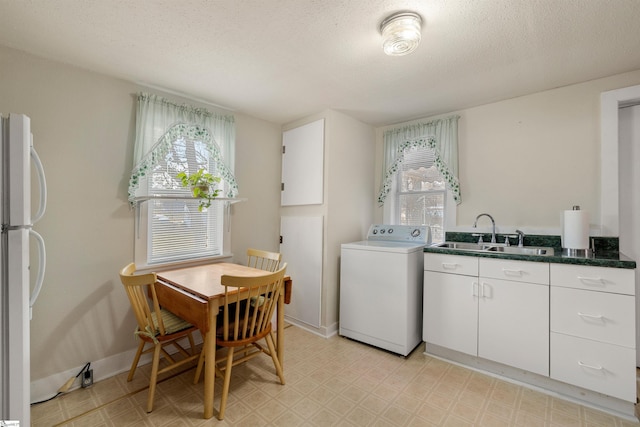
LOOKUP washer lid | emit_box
[341,240,425,253]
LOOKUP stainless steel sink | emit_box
[486,246,554,256]
[432,242,554,257]
[434,242,492,251]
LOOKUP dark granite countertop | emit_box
[423,232,636,269]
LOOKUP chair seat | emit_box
[250,295,265,307]
[151,309,194,335]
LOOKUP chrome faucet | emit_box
[473,213,496,243]
[516,229,525,247]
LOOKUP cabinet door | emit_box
[280,216,323,328]
[281,119,324,206]
[423,271,478,356]
[478,278,549,376]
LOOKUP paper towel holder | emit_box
[561,205,594,258]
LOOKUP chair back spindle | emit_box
[246,248,281,272]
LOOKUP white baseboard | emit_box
[284,316,337,338]
[30,334,203,403]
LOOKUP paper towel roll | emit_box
[562,209,589,250]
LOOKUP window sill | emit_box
[132,195,247,206]
[135,253,234,274]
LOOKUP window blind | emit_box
[396,146,446,243]
[145,135,224,264]
[149,198,222,263]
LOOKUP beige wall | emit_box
[4,39,640,389]
[233,114,283,260]
[0,45,282,383]
[375,69,640,236]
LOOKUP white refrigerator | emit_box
[0,114,47,426]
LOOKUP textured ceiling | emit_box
[1,0,640,126]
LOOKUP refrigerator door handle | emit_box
[30,139,47,224]
[28,229,46,320]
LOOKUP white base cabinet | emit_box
[424,252,637,406]
[478,258,549,375]
[478,277,549,376]
[424,270,478,356]
[424,255,549,375]
[549,264,636,402]
[423,253,478,355]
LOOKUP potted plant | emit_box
[176,168,221,211]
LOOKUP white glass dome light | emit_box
[380,12,422,56]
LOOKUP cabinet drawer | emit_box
[550,287,635,348]
[479,258,549,284]
[550,264,635,295]
[424,253,478,276]
[550,333,636,402]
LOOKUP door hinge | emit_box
[279,236,283,244]
[282,146,286,154]
[281,182,285,191]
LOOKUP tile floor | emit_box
[31,325,640,426]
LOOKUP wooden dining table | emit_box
[155,262,291,419]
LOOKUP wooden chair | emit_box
[208,264,287,420]
[119,263,201,413]
[246,248,281,272]
[193,250,283,389]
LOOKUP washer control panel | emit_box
[366,224,430,244]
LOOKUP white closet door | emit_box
[281,119,324,206]
[280,216,323,328]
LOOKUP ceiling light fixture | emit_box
[380,12,422,56]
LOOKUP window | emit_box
[129,93,237,270]
[133,126,235,269]
[395,147,447,243]
[377,117,460,245]
[144,134,224,265]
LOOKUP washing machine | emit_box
[339,224,430,356]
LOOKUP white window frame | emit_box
[382,146,456,244]
[133,142,232,271]
[134,200,231,271]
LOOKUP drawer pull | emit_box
[577,276,605,285]
[502,268,523,277]
[472,281,479,297]
[577,361,604,371]
[577,312,604,320]
[442,263,459,270]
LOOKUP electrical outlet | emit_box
[81,369,93,388]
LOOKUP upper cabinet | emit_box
[281,118,324,206]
